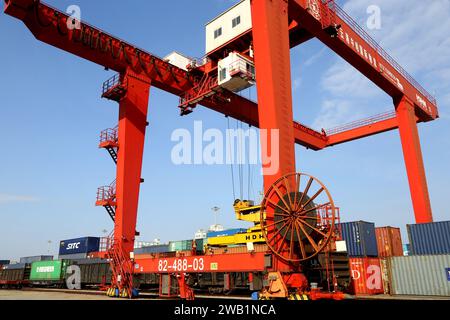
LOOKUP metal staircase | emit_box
[96,180,117,222]
[106,234,134,298]
[99,126,119,164]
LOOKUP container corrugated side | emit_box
[168,240,193,252]
[30,260,66,281]
[407,221,450,255]
[19,255,53,264]
[2,263,27,270]
[388,254,450,296]
[375,227,403,258]
[59,237,100,255]
[348,258,384,295]
[206,228,247,238]
[58,253,88,260]
[134,245,170,255]
[341,221,378,257]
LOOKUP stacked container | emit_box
[206,228,247,238]
[168,240,193,252]
[0,260,10,265]
[348,258,384,295]
[134,244,170,255]
[340,221,378,257]
[341,221,382,295]
[30,260,67,282]
[387,254,450,296]
[58,237,100,260]
[20,255,53,264]
[375,227,403,258]
[407,221,450,255]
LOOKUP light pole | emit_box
[47,240,52,254]
[212,206,220,227]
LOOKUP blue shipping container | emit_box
[340,221,378,257]
[59,237,100,255]
[407,221,450,255]
[207,228,247,238]
[0,260,10,265]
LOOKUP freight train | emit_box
[0,252,351,295]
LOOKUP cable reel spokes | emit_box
[260,173,336,263]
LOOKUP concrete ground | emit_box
[0,289,113,300]
[1,289,449,301]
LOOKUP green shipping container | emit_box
[169,240,193,252]
[30,260,66,281]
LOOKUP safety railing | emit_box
[100,126,119,145]
[333,4,436,105]
[228,60,255,80]
[324,111,396,136]
[96,179,116,202]
[294,121,328,140]
[102,74,127,96]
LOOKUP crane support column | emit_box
[251,0,296,273]
[251,0,296,190]
[115,71,151,254]
[396,96,433,223]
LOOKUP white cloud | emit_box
[0,194,40,204]
[321,61,380,98]
[313,0,450,127]
[303,47,327,67]
[312,99,366,130]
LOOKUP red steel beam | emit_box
[3,0,327,151]
[327,117,399,146]
[251,0,296,190]
[114,71,151,254]
[326,112,399,146]
[135,252,269,274]
[288,0,438,122]
[396,97,433,223]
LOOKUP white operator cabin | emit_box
[206,0,255,93]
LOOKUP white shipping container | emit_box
[387,254,450,296]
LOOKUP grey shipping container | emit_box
[340,221,378,257]
[0,264,28,282]
[388,254,450,296]
[2,263,27,270]
[19,255,53,264]
[67,259,111,286]
[58,253,88,260]
[407,221,450,255]
[134,245,170,255]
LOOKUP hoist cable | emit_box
[227,117,236,201]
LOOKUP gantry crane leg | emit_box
[114,70,151,254]
[395,96,433,223]
[251,0,297,274]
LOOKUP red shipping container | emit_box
[349,258,384,295]
[375,227,403,258]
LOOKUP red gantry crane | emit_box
[3,0,438,299]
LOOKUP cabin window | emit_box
[214,27,222,39]
[232,16,241,28]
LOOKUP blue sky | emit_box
[0,0,449,260]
